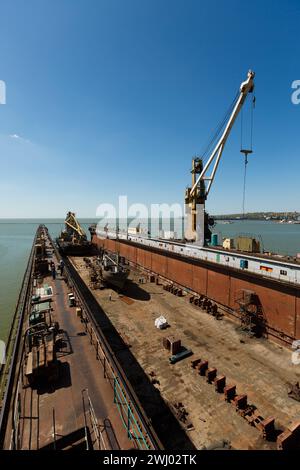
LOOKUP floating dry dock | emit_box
[1,225,300,450]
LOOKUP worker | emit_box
[51,265,56,280]
[109,293,112,301]
[59,259,64,276]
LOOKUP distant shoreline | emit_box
[214,212,300,222]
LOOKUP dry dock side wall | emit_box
[93,236,300,345]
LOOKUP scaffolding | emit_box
[235,289,265,337]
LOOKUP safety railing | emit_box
[82,388,106,450]
[0,225,41,448]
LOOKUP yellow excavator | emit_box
[64,211,87,243]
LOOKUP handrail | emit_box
[82,388,106,450]
[0,225,41,447]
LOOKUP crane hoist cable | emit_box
[241,95,255,218]
[189,70,255,201]
[200,89,240,162]
[250,95,255,150]
[242,153,248,219]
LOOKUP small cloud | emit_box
[9,133,31,143]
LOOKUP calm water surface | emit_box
[0,219,95,341]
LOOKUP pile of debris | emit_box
[288,382,300,402]
[172,402,194,431]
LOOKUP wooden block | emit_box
[32,346,38,372]
[38,343,46,368]
[26,352,33,376]
[46,339,54,365]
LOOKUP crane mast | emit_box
[185,70,255,246]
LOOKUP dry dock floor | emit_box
[70,256,300,450]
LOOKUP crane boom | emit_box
[190,70,255,198]
[185,70,255,246]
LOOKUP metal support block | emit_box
[277,430,292,450]
[224,384,236,402]
[197,360,209,376]
[206,368,217,383]
[214,375,226,393]
[277,421,300,449]
[260,416,275,440]
[233,394,248,411]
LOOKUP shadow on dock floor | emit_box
[33,362,72,395]
[67,261,196,450]
[103,417,121,450]
[40,426,90,450]
[121,280,151,301]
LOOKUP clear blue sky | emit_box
[1,0,300,217]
